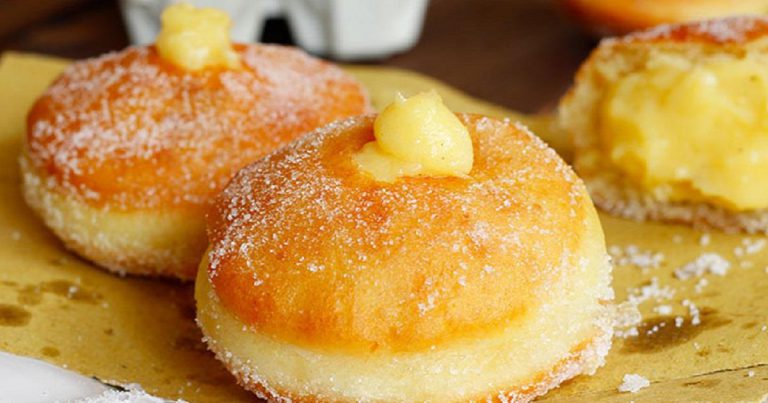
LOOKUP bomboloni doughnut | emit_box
[197,92,614,401]
[21,4,368,279]
[561,0,768,35]
[559,16,768,233]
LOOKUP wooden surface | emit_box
[0,0,595,114]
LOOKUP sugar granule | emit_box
[694,278,709,294]
[608,244,664,270]
[627,277,675,305]
[654,305,672,315]
[742,238,767,255]
[682,299,701,326]
[674,253,731,280]
[618,374,650,393]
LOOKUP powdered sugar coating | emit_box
[206,114,601,352]
[26,44,369,210]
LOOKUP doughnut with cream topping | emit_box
[197,93,614,401]
[21,4,369,278]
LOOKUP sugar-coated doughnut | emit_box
[197,114,614,401]
[22,44,369,279]
[559,16,768,233]
[561,0,768,35]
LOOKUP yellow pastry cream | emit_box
[599,54,768,211]
[354,91,474,182]
[156,3,240,71]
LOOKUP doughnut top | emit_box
[207,114,596,353]
[611,15,768,46]
[562,0,768,35]
[26,44,368,210]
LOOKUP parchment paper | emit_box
[0,52,766,402]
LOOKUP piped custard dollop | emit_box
[600,54,768,211]
[354,91,473,182]
[156,3,240,71]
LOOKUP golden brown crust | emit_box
[20,154,207,279]
[585,172,768,235]
[570,16,768,103]
[26,44,369,211]
[206,114,594,353]
[611,15,768,46]
[561,0,768,36]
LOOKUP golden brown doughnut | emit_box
[561,0,768,35]
[559,16,768,233]
[197,114,614,401]
[22,44,369,279]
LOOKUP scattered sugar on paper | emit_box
[608,245,664,270]
[674,253,731,280]
[682,299,701,326]
[627,277,675,305]
[741,238,767,255]
[615,277,675,338]
[694,278,709,294]
[654,305,672,315]
[618,374,650,393]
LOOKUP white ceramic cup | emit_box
[118,0,429,60]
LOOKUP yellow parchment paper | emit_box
[0,52,766,402]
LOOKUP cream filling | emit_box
[155,3,240,71]
[354,91,473,182]
[599,53,768,211]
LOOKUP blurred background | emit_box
[3,0,764,113]
[0,0,596,114]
